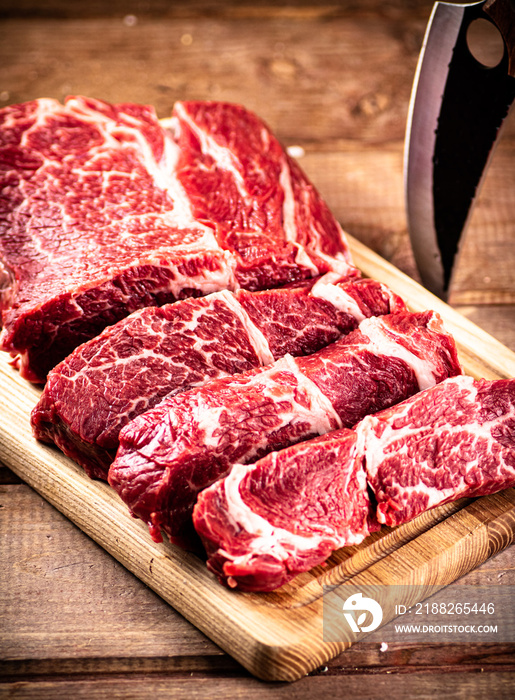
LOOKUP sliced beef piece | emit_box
[169,101,354,290]
[359,374,515,526]
[108,310,461,549]
[294,309,461,426]
[0,96,354,382]
[31,274,405,479]
[238,273,406,359]
[109,354,343,549]
[31,290,275,480]
[193,429,377,592]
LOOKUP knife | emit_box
[404,0,515,300]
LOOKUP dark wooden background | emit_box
[1,1,515,697]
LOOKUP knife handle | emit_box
[484,0,515,77]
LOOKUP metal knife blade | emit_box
[404,0,515,299]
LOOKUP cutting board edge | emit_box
[347,234,515,380]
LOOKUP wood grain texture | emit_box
[3,479,515,678]
[1,241,515,682]
[2,673,515,700]
[2,672,515,700]
[0,14,417,141]
[0,486,220,662]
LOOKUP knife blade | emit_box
[404,0,515,300]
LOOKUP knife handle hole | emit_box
[467,18,505,68]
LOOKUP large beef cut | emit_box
[0,96,354,382]
[193,429,377,592]
[108,310,461,549]
[31,273,405,479]
[194,375,515,592]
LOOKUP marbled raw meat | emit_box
[0,97,353,382]
[359,375,515,526]
[193,429,376,592]
[195,376,515,592]
[108,310,461,549]
[31,273,404,479]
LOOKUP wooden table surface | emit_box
[1,1,515,697]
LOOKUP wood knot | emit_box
[267,58,298,80]
[354,92,390,117]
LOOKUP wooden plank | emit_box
[0,0,435,23]
[3,9,513,143]
[1,672,515,700]
[0,14,419,143]
[0,485,221,662]
[458,305,515,354]
[2,240,515,682]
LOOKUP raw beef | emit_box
[108,310,461,549]
[293,309,461,427]
[31,273,405,479]
[194,375,515,592]
[238,273,404,360]
[359,375,515,526]
[0,96,354,382]
[193,429,377,592]
[110,355,344,549]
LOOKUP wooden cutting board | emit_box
[2,234,515,683]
